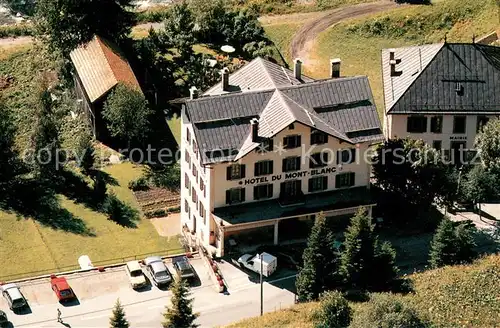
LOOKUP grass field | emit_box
[0,162,183,281]
[167,114,181,145]
[311,0,498,116]
[229,254,500,328]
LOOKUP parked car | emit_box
[237,252,277,277]
[144,256,172,286]
[0,310,7,326]
[50,275,76,302]
[125,261,147,289]
[172,256,196,280]
[1,283,28,311]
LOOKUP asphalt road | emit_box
[2,258,296,327]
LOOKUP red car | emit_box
[50,276,75,302]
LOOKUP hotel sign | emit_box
[241,167,338,185]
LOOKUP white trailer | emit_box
[237,252,278,277]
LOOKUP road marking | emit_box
[228,274,297,294]
[80,313,109,321]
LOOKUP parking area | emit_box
[0,256,212,311]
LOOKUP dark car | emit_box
[0,310,8,327]
[172,256,196,280]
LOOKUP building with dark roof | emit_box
[382,43,500,161]
[181,57,383,256]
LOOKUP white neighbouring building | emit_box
[180,57,384,256]
[382,43,500,160]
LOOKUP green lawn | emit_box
[264,22,303,65]
[167,114,181,146]
[0,162,183,281]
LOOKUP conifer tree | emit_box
[296,212,340,302]
[162,275,198,328]
[340,209,398,291]
[76,131,96,176]
[429,219,476,268]
[109,299,129,328]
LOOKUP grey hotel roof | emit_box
[185,57,384,164]
[382,43,500,114]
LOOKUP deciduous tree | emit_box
[296,212,340,302]
[102,83,153,150]
[162,275,198,328]
[476,118,500,170]
[35,0,135,56]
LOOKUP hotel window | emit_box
[186,128,191,144]
[308,176,328,192]
[453,116,466,134]
[337,149,356,165]
[335,172,355,188]
[226,164,245,180]
[184,173,190,190]
[433,140,442,151]
[477,116,489,132]
[283,135,301,149]
[430,116,443,133]
[253,184,273,200]
[257,138,274,153]
[280,180,302,197]
[192,165,198,181]
[193,140,198,157]
[199,202,205,225]
[407,116,427,133]
[310,130,328,145]
[184,199,189,212]
[309,152,329,168]
[185,150,191,168]
[225,188,245,204]
[254,160,273,176]
[200,179,205,198]
[283,156,301,172]
[191,187,197,204]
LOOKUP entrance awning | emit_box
[213,186,375,227]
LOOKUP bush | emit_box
[351,293,430,328]
[313,291,351,328]
[144,208,167,219]
[103,192,140,227]
[0,24,35,38]
[429,219,477,268]
[128,176,150,191]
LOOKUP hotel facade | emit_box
[180,57,384,256]
[382,43,500,161]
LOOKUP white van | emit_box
[237,252,278,277]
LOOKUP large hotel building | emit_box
[180,57,384,256]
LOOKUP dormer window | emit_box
[288,123,295,130]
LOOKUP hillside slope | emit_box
[228,254,500,328]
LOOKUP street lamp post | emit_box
[260,253,264,316]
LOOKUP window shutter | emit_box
[322,176,328,190]
[308,179,313,192]
[269,161,273,174]
[226,166,232,180]
[283,137,288,148]
[280,182,285,195]
[253,186,258,200]
[240,164,246,179]
[254,163,259,176]
[268,184,273,197]
[336,150,341,165]
[350,149,356,164]
[295,157,301,170]
[240,188,246,202]
[335,174,341,188]
[297,135,302,146]
[282,158,287,172]
[268,139,274,152]
[350,172,355,186]
[226,190,231,204]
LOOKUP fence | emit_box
[0,247,186,283]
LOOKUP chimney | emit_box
[330,58,341,78]
[189,86,198,100]
[250,118,259,143]
[389,49,401,77]
[221,68,230,91]
[293,58,302,80]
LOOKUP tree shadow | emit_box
[0,178,94,236]
[103,193,140,228]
